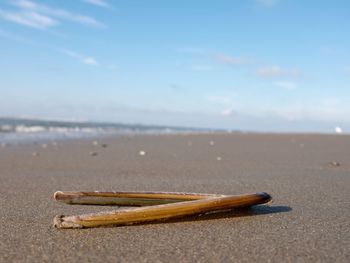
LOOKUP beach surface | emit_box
[0,133,349,262]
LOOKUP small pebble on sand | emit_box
[216,156,222,161]
[92,141,99,146]
[209,141,215,146]
[139,150,146,156]
[90,151,98,156]
[101,143,108,148]
[32,152,39,157]
[335,127,343,134]
[41,144,48,149]
[330,161,340,167]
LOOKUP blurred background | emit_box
[0,0,349,134]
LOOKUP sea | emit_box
[0,117,209,145]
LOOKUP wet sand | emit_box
[0,133,349,262]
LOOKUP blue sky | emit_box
[0,0,349,132]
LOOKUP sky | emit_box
[0,0,349,132]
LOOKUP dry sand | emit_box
[0,133,349,262]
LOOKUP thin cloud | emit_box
[221,109,234,117]
[255,0,279,7]
[257,65,302,78]
[0,28,35,44]
[0,9,58,29]
[216,54,251,65]
[269,100,348,122]
[235,97,349,123]
[61,49,99,66]
[83,57,98,65]
[208,96,235,117]
[82,0,109,8]
[275,81,297,90]
[11,0,106,28]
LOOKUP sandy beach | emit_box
[0,133,349,262]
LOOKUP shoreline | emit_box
[1,130,348,146]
